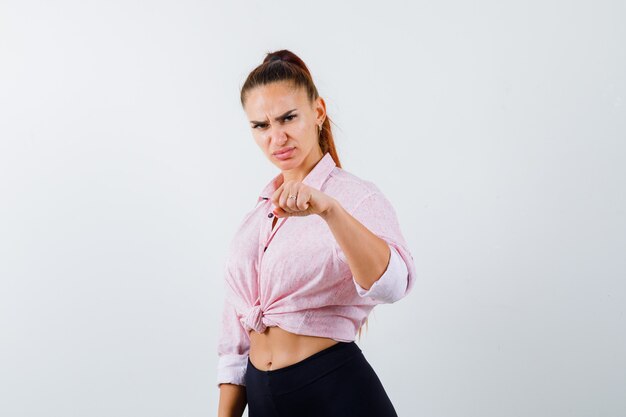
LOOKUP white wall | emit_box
[1,1,624,416]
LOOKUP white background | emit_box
[1,1,624,416]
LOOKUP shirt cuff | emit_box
[353,245,409,304]
[217,353,248,388]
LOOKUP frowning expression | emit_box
[243,81,325,170]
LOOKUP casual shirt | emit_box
[216,151,416,387]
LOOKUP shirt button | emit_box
[268,213,274,218]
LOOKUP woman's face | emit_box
[244,81,325,171]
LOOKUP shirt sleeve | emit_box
[353,245,409,303]
[216,298,250,388]
[334,189,417,304]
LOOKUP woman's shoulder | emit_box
[325,166,384,211]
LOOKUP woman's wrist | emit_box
[319,198,341,222]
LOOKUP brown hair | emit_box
[239,49,370,341]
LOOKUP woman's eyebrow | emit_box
[250,109,297,124]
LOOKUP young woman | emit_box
[217,49,416,417]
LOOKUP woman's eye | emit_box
[252,115,295,129]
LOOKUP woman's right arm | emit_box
[216,299,250,416]
[218,383,247,417]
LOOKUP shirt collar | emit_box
[258,151,336,201]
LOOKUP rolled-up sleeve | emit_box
[353,245,409,303]
[334,189,417,304]
[216,298,250,388]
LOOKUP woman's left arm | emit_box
[271,181,415,302]
[320,199,391,291]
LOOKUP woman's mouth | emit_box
[273,147,295,160]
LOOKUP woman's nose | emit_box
[267,125,287,143]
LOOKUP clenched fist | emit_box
[271,178,336,218]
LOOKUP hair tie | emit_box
[269,55,285,63]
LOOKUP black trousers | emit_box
[245,340,398,417]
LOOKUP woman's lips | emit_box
[273,147,295,160]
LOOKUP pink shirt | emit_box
[216,151,417,387]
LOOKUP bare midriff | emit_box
[248,326,340,371]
